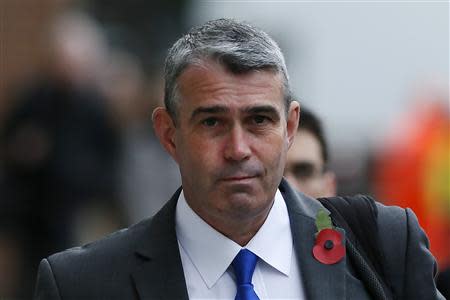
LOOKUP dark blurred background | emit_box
[0,0,448,299]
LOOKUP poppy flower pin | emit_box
[312,209,345,265]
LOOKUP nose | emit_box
[224,125,252,162]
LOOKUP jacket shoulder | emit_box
[42,217,154,298]
[49,217,152,267]
[375,203,443,299]
[35,191,182,299]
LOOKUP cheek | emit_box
[254,132,288,172]
[267,129,288,157]
[178,135,220,173]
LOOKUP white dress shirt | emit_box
[176,189,306,300]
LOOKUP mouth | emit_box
[221,175,258,182]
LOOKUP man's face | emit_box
[284,129,336,198]
[157,61,298,228]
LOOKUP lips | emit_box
[216,164,264,183]
[222,175,257,181]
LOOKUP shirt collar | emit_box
[246,190,293,277]
[175,189,293,289]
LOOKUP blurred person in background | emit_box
[0,11,124,299]
[34,18,443,300]
[284,107,336,198]
[1,2,187,297]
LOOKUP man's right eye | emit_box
[202,118,218,127]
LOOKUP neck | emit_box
[190,200,274,247]
[217,214,269,246]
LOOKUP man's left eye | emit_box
[202,118,219,127]
[253,115,269,124]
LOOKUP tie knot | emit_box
[232,249,258,284]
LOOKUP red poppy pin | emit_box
[312,209,345,265]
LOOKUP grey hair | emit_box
[164,18,292,122]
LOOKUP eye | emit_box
[292,162,315,179]
[253,115,269,125]
[202,117,219,127]
[288,162,323,180]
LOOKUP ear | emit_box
[152,107,178,162]
[286,101,300,148]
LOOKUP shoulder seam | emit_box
[46,258,64,300]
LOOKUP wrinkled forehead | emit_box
[176,60,285,107]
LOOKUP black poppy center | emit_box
[324,240,334,250]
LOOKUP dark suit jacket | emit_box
[34,179,443,299]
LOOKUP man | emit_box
[34,18,443,299]
[284,108,337,198]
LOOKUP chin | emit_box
[226,191,270,211]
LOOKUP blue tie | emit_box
[232,249,260,300]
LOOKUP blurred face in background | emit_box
[285,129,336,198]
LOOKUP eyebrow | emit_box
[190,105,230,121]
[244,105,280,118]
[190,104,281,122]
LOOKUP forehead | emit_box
[176,61,285,113]
[287,129,324,165]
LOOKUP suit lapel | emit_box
[280,179,347,300]
[130,180,348,300]
[131,188,189,300]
